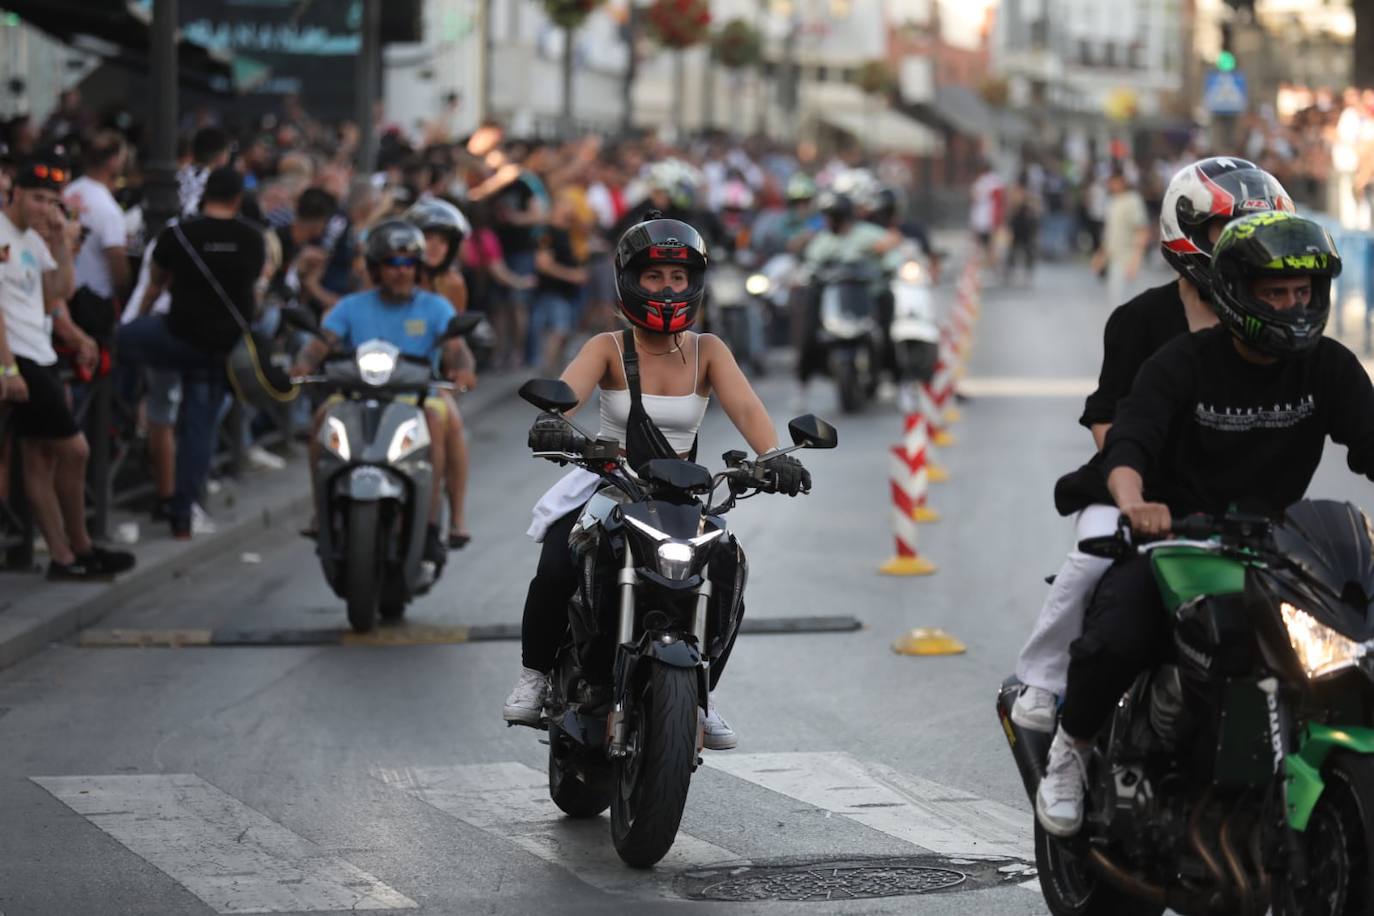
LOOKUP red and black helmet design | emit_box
[1159,157,1294,295]
[613,216,709,333]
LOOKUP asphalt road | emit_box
[3,260,1372,915]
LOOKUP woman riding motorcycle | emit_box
[405,198,477,548]
[502,214,811,750]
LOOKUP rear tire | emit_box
[1275,753,1374,915]
[1034,823,1164,916]
[834,353,865,414]
[345,502,382,633]
[611,664,698,868]
[548,725,613,819]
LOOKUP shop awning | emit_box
[817,104,944,156]
[4,0,235,94]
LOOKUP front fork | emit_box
[606,547,712,758]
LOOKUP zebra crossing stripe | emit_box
[374,762,743,897]
[32,774,416,913]
[704,752,1033,860]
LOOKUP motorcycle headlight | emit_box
[746,273,770,296]
[320,415,350,462]
[656,542,695,580]
[1281,602,1367,680]
[898,260,924,284]
[356,341,400,386]
[386,416,430,463]
[625,515,724,580]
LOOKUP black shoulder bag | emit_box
[620,328,697,473]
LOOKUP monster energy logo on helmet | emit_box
[1244,315,1264,339]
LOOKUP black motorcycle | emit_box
[517,378,837,868]
[804,260,883,414]
[997,501,1374,916]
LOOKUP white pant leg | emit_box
[1014,504,1121,695]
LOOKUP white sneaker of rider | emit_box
[502,667,548,725]
[700,693,737,750]
[1036,727,1090,837]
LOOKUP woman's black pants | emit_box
[521,506,742,689]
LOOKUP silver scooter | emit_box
[286,309,481,632]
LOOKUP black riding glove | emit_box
[528,413,586,455]
[760,454,810,497]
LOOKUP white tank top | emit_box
[597,334,709,454]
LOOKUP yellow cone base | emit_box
[943,407,962,424]
[927,463,950,483]
[912,506,941,523]
[892,627,967,656]
[933,431,956,448]
[879,555,938,577]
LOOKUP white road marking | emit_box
[32,774,416,913]
[374,762,743,898]
[704,752,1033,861]
[959,376,1096,397]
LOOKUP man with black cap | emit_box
[0,153,135,579]
[120,166,267,539]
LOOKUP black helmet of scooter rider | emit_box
[867,186,902,228]
[816,190,855,228]
[1160,156,1294,297]
[613,213,709,334]
[1209,211,1341,358]
[364,219,426,285]
[404,198,471,274]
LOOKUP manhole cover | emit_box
[679,856,1034,902]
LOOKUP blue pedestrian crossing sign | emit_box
[1204,70,1248,115]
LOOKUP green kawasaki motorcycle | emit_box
[998,500,1374,916]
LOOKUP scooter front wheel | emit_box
[345,501,382,633]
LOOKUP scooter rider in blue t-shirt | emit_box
[291,220,465,566]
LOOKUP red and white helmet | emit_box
[1159,157,1294,294]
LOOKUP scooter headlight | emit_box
[386,416,430,463]
[898,260,924,284]
[356,340,400,386]
[320,415,350,462]
[745,273,771,296]
[1281,602,1367,680]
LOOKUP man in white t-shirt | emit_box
[969,161,1005,262]
[1093,167,1151,305]
[0,154,134,580]
[64,130,131,305]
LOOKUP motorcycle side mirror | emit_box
[519,378,579,413]
[1077,535,1133,560]
[788,415,838,449]
[444,313,484,339]
[281,306,322,336]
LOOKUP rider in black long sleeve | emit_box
[1037,210,1364,838]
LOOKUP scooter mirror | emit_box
[788,415,838,449]
[520,378,579,413]
[444,313,484,339]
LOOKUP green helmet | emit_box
[786,173,817,203]
[1210,211,1342,357]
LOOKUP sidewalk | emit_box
[0,370,526,673]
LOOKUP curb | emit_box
[0,377,525,674]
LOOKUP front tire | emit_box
[1276,753,1374,915]
[1034,823,1164,916]
[345,502,382,633]
[611,664,698,868]
[834,352,865,414]
[548,725,613,818]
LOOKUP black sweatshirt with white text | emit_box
[1102,325,1374,517]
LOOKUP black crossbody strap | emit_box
[620,328,643,403]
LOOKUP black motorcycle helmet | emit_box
[868,186,902,227]
[816,190,855,226]
[404,198,471,273]
[1209,211,1341,358]
[613,213,709,333]
[1160,157,1293,296]
[364,219,426,285]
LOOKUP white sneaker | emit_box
[190,503,218,535]
[1011,685,1058,733]
[246,445,287,471]
[700,693,737,750]
[502,667,548,725]
[1036,727,1090,837]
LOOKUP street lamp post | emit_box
[356,0,380,174]
[145,0,179,237]
[621,2,644,136]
